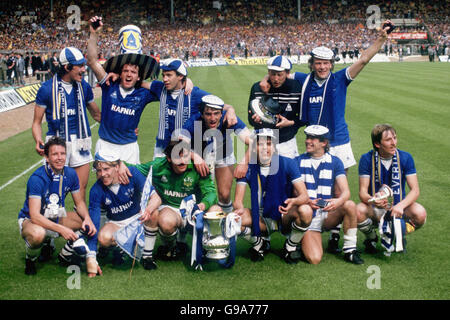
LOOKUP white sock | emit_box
[25,242,41,261]
[143,225,158,259]
[251,236,263,251]
[329,223,341,239]
[286,222,307,252]
[219,201,233,214]
[343,228,357,253]
[358,218,377,240]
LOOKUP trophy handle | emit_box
[368,185,393,203]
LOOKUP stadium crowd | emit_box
[0,0,448,60]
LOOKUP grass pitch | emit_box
[0,62,449,300]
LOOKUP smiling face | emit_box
[305,135,327,157]
[375,130,398,158]
[95,162,119,186]
[66,64,86,83]
[45,145,66,173]
[120,64,140,89]
[202,107,222,129]
[311,58,332,80]
[257,137,275,166]
[162,70,184,91]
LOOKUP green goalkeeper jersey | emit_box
[129,157,217,210]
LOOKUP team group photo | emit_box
[0,0,449,303]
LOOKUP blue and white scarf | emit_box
[50,75,89,143]
[157,88,191,144]
[248,154,286,236]
[299,72,337,141]
[298,153,334,217]
[373,150,406,253]
[114,169,154,261]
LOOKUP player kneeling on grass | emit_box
[18,137,96,275]
[233,129,311,264]
[87,151,161,275]
[356,124,427,254]
[297,125,363,265]
[120,140,219,262]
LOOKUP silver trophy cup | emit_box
[368,184,393,208]
[202,211,230,260]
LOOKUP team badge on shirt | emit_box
[183,176,193,188]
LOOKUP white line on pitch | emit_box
[0,122,99,192]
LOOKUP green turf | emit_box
[0,62,449,300]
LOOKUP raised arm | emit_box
[347,20,392,79]
[87,16,107,82]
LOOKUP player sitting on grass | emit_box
[297,125,363,265]
[233,128,311,264]
[119,140,220,262]
[18,137,96,275]
[87,150,161,274]
[356,124,427,254]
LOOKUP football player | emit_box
[233,129,311,264]
[18,137,96,275]
[356,124,427,253]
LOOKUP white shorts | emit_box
[18,217,60,239]
[205,151,236,169]
[329,141,356,169]
[46,135,93,168]
[158,205,188,228]
[105,212,141,229]
[276,137,299,159]
[308,210,329,232]
[96,138,140,165]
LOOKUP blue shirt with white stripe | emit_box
[296,152,345,201]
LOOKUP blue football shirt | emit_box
[98,80,157,144]
[294,68,353,146]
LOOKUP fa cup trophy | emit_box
[202,211,230,260]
